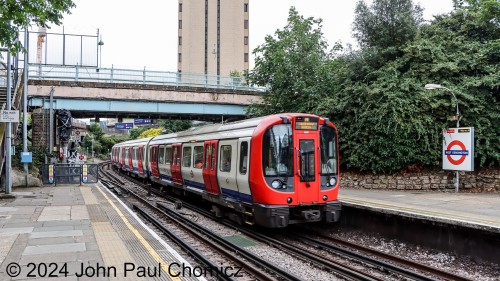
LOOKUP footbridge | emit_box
[28,64,264,121]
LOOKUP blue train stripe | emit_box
[221,188,253,203]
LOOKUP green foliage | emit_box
[128,126,147,140]
[0,0,75,53]
[353,0,424,49]
[159,120,192,133]
[246,7,330,116]
[88,123,105,140]
[138,128,162,139]
[250,4,499,173]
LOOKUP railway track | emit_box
[99,162,472,281]
[98,162,299,281]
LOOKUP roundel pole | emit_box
[425,84,461,192]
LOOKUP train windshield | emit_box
[263,124,293,177]
[320,126,338,175]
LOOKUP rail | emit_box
[28,64,266,92]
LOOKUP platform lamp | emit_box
[425,83,461,192]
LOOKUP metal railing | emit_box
[28,64,266,92]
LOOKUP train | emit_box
[111,113,341,228]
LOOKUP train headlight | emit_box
[329,177,337,186]
[271,180,282,189]
[322,195,328,201]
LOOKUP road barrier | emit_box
[41,163,99,185]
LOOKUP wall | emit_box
[341,169,500,192]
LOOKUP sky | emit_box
[46,0,455,72]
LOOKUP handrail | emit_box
[28,64,266,92]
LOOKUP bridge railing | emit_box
[28,64,266,92]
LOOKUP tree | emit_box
[138,128,162,139]
[0,0,75,53]
[246,7,330,116]
[160,120,192,133]
[352,0,424,49]
[318,2,499,172]
[128,126,147,140]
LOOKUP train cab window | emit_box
[159,146,165,164]
[262,125,293,177]
[165,147,172,164]
[239,142,248,174]
[219,145,232,172]
[320,126,338,175]
[299,140,315,182]
[193,146,203,169]
[182,146,192,167]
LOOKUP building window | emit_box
[244,20,248,29]
[244,3,248,12]
[179,20,182,29]
[179,3,182,12]
[178,36,182,45]
[244,36,248,45]
[244,53,248,62]
[178,53,182,63]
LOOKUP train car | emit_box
[115,137,152,178]
[112,113,341,228]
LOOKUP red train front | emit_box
[249,114,341,227]
[112,113,341,228]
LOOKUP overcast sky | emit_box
[46,0,454,71]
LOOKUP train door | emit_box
[171,143,183,185]
[121,147,126,168]
[132,147,138,173]
[202,140,220,195]
[158,145,169,181]
[236,138,252,202]
[217,140,239,199]
[138,146,144,174]
[128,147,133,171]
[294,117,321,204]
[150,145,159,178]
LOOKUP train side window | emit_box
[193,146,203,169]
[159,145,165,164]
[220,145,232,172]
[165,147,172,164]
[204,145,210,169]
[239,141,248,174]
[182,146,192,167]
[211,144,216,170]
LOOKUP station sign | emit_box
[442,127,474,171]
[0,110,19,122]
[115,123,134,129]
[134,118,152,125]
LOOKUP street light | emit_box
[424,84,460,128]
[425,83,461,192]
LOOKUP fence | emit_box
[41,163,99,185]
[28,64,266,92]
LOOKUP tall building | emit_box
[178,0,249,76]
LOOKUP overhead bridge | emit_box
[28,65,264,121]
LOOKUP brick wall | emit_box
[341,169,500,192]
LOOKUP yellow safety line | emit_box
[96,185,181,281]
[341,197,500,227]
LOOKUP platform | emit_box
[0,183,203,281]
[339,188,500,233]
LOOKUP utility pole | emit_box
[23,28,29,187]
[5,23,13,194]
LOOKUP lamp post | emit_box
[425,83,461,192]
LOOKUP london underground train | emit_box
[111,113,341,228]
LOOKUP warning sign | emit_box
[442,127,474,171]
